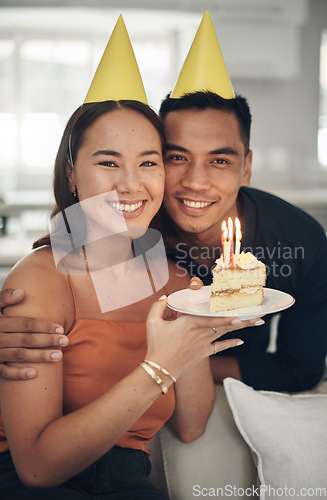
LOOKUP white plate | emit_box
[167,287,295,320]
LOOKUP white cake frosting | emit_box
[213,251,264,271]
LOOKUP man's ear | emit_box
[240,149,252,187]
[66,160,76,194]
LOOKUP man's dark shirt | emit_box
[162,187,327,392]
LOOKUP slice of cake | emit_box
[210,251,266,313]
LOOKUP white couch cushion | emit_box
[223,377,327,500]
[157,384,257,499]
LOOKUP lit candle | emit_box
[224,238,230,265]
[221,220,227,262]
[228,217,233,265]
[235,217,242,263]
[221,217,242,265]
[221,220,226,248]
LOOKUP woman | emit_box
[0,100,261,500]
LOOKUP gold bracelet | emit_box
[139,362,168,394]
[144,359,177,383]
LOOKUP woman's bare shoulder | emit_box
[8,245,55,268]
[3,246,73,328]
[4,246,63,287]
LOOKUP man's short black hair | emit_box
[159,91,252,154]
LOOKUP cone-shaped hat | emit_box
[84,14,147,104]
[171,11,235,99]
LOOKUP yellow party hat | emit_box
[171,11,235,99]
[84,14,147,104]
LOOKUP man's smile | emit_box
[174,197,217,216]
[179,198,213,209]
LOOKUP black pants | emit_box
[0,447,168,500]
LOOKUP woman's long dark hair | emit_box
[33,100,165,249]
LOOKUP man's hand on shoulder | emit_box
[0,288,68,381]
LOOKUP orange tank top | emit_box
[0,274,175,455]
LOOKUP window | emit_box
[0,8,198,188]
[0,40,16,171]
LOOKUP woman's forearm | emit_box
[3,365,173,488]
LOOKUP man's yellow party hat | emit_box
[170,11,235,99]
[84,14,147,104]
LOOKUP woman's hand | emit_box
[188,277,204,290]
[145,295,264,380]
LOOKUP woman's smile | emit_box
[106,199,146,217]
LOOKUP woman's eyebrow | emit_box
[92,150,121,157]
[91,150,161,157]
[139,150,161,156]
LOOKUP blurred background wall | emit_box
[0,0,326,276]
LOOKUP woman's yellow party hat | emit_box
[84,14,147,104]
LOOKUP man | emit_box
[152,11,327,392]
[153,90,327,392]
